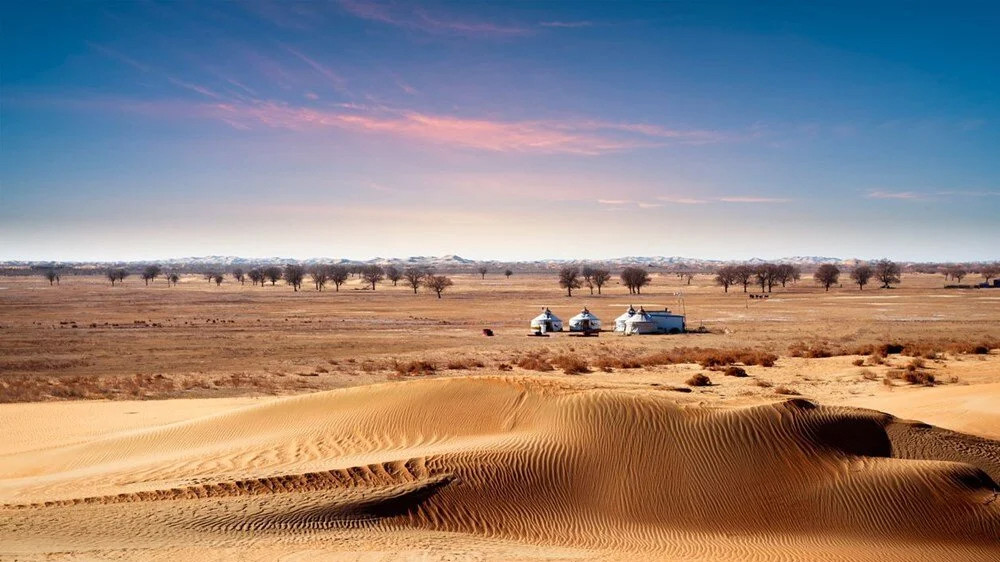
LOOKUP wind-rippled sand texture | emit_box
[1,376,998,560]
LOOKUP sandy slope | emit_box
[1,376,998,560]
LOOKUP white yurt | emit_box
[568,307,601,332]
[613,305,637,332]
[530,307,563,333]
[623,307,657,334]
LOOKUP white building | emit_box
[614,306,685,334]
[530,307,563,333]
[568,307,601,332]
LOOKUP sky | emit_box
[1,1,998,262]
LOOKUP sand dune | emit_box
[1,376,998,560]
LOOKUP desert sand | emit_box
[1,272,999,560]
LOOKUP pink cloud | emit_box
[203,101,716,154]
[658,196,708,204]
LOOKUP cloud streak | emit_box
[337,0,530,37]
[866,190,926,200]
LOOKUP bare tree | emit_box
[814,264,840,291]
[425,275,454,298]
[384,266,402,286]
[715,265,736,293]
[754,264,777,292]
[591,268,611,295]
[361,265,385,290]
[504,269,513,279]
[44,269,60,286]
[204,271,216,284]
[873,259,901,288]
[403,266,426,294]
[328,265,349,291]
[247,269,263,286]
[477,265,489,279]
[107,268,128,286]
[774,264,797,287]
[232,268,246,285]
[620,266,651,295]
[732,265,754,293]
[263,266,283,286]
[949,266,967,283]
[284,264,305,292]
[559,266,582,296]
[141,265,162,286]
[581,266,595,294]
[982,263,999,284]
[850,265,873,290]
[168,273,180,286]
[310,266,329,291]
[213,273,224,286]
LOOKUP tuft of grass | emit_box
[859,369,878,381]
[774,385,800,395]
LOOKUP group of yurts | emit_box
[529,305,685,336]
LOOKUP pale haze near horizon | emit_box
[1,2,998,263]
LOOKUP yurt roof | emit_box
[570,307,599,321]
[532,307,561,321]
[614,305,638,321]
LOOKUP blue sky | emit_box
[1,1,998,261]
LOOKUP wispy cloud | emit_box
[658,196,708,204]
[539,21,593,28]
[936,189,999,197]
[865,190,926,200]
[716,196,791,203]
[86,42,150,73]
[166,77,223,99]
[285,46,348,92]
[197,101,724,154]
[597,199,630,205]
[337,0,530,37]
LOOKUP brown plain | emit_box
[1,271,999,560]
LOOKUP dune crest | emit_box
[1,376,998,560]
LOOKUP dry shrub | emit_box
[588,347,775,371]
[902,371,935,385]
[859,369,878,381]
[393,360,437,376]
[867,354,885,366]
[774,385,799,395]
[906,358,926,371]
[445,358,485,370]
[497,363,513,371]
[788,342,832,358]
[516,355,554,372]
[885,369,906,380]
[724,366,748,377]
[685,374,712,387]
[754,379,773,388]
[550,355,590,375]
[851,358,865,367]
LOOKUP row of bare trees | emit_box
[812,259,902,291]
[714,264,801,293]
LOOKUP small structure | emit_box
[614,305,637,331]
[568,307,601,332]
[622,307,657,334]
[530,307,563,334]
[647,308,686,334]
[614,306,686,335]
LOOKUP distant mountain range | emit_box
[1,255,894,271]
